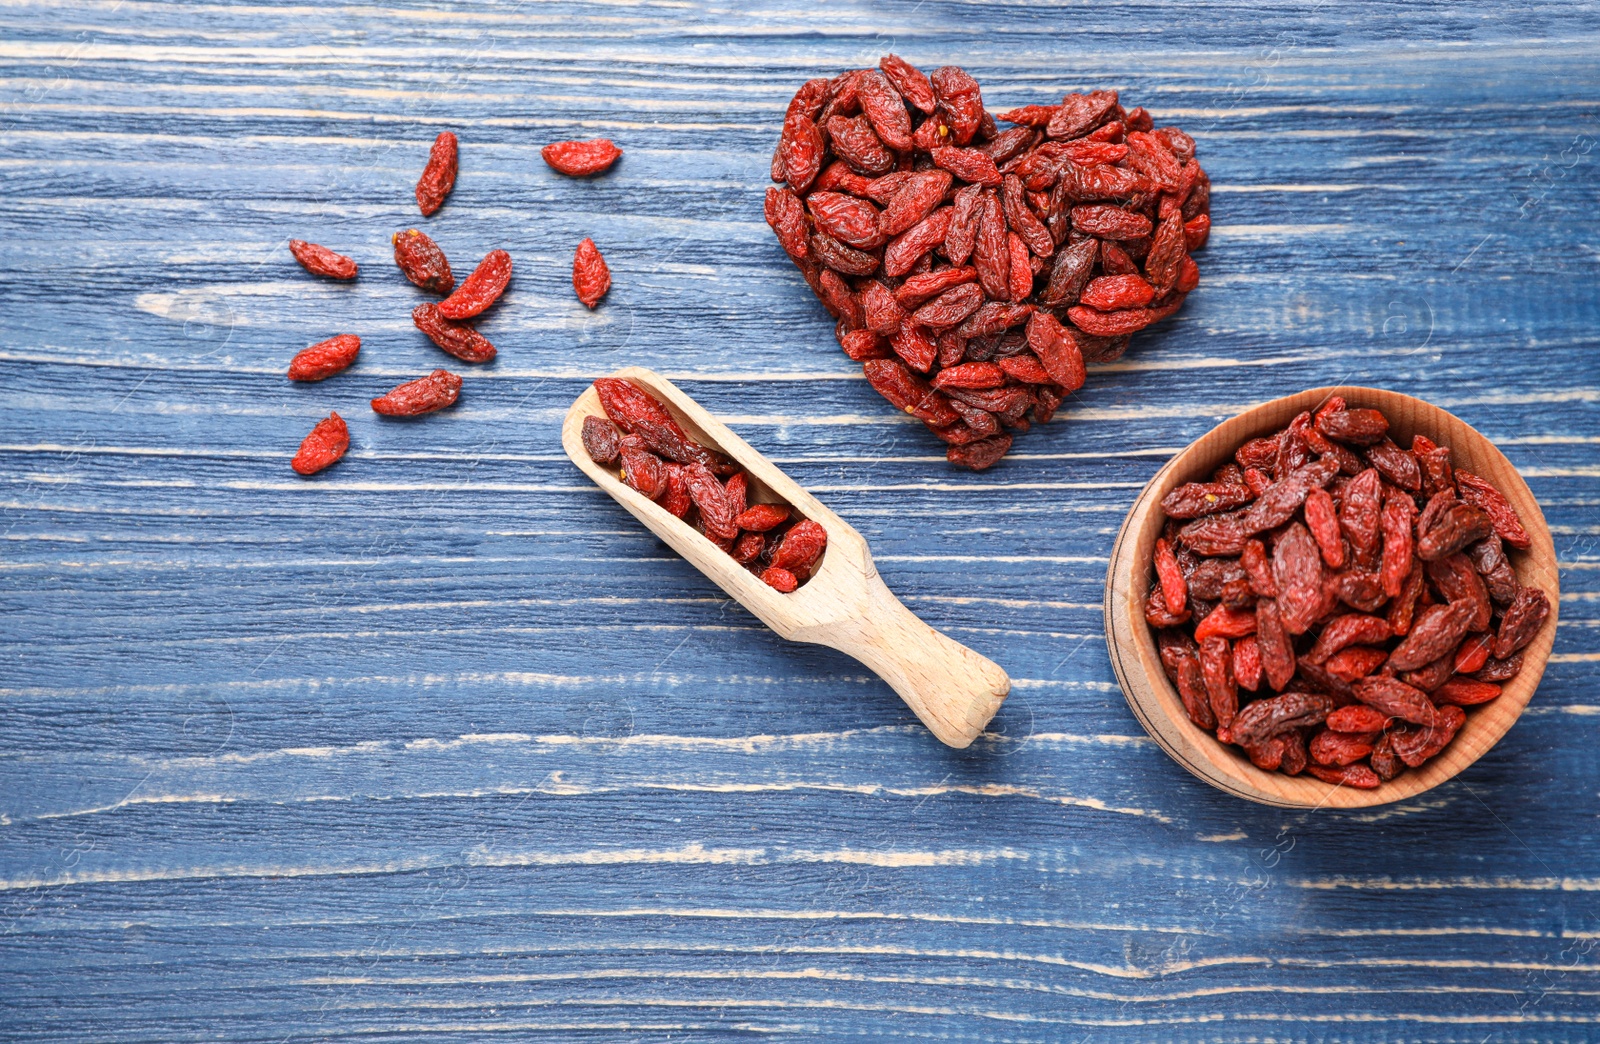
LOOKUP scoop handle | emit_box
[819,572,1010,748]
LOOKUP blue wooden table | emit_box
[2,2,1598,1039]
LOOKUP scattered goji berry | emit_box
[289,239,358,280]
[291,412,349,476]
[371,369,461,416]
[438,249,512,319]
[581,416,623,465]
[392,229,454,294]
[415,131,458,216]
[412,303,496,364]
[541,138,623,177]
[572,238,611,308]
[287,334,360,382]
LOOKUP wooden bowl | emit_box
[1104,387,1559,808]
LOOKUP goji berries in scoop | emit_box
[767,57,1209,469]
[1147,399,1549,788]
[289,239,358,281]
[582,379,825,591]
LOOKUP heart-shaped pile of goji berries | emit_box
[765,56,1211,470]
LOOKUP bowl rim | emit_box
[1103,385,1560,809]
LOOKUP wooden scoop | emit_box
[561,367,1009,748]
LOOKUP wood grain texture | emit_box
[1,1,1598,1039]
[1107,386,1560,808]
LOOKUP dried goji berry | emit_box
[857,69,913,151]
[1231,691,1333,747]
[1161,482,1255,520]
[1455,470,1533,549]
[1388,600,1476,672]
[1434,677,1502,706]
[618,438,668,500]
[292,412,349,476]
[438,249,512,319]
[1194,605,1257,642]
[1390,704,1466,767]
[1153,537,1187,616]
[392,229,454,294]
[371,369,461,416]
[1417,503,1493,562]
[581,415,623,465]
[772,519,829,577]
[947,434,1012,471]
[879,54,936,113]
[659,464,692,519]
[779,111,824,194]
[883,206,953,278]
[809,191,885,250]
[826,114,895,176]
[1233,635,1262,691]
[412,303,496,364]
[1427,554,1492,632]
[572,238,611,308]
[1494,586,1550,659]
[882,171,952,237]
[732,530,766,564]
[1272,522,1326,635]
[1198,635,1237,728]
[1379,488,1416,598]
[287,334,360,382]
[1306,762,1380,789]
[761,566,799,593]
[289,239,357,280]
[541,138,622,177]
[1327,703,1391,734]
[1323,644,1389,683]
[1366,439,1421,491]
[735,503,790,532]
[415,131,458,216]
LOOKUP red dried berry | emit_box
[764,187,810,262]
[371,369,461,416]
[761,566,799,593]
[393,229,454,294]
[412,303,496,364]
[287,334,360,382]
[947,434,1012,471]
[581,415,623,465]
[541,138,623,177]
[289,239,357,280]
[1455,470,1533,550]
[573,238,611,308]
[415,131,458,217]
[735,503,790,532]
[879,54,936,114]
[771,519,829,576]
[291,412,349,476]
[1079,274,1156,312]
[437,249,512,319]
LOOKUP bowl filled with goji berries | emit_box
[1105,387,1559,808]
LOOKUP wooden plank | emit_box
[1,1,1598,1039]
